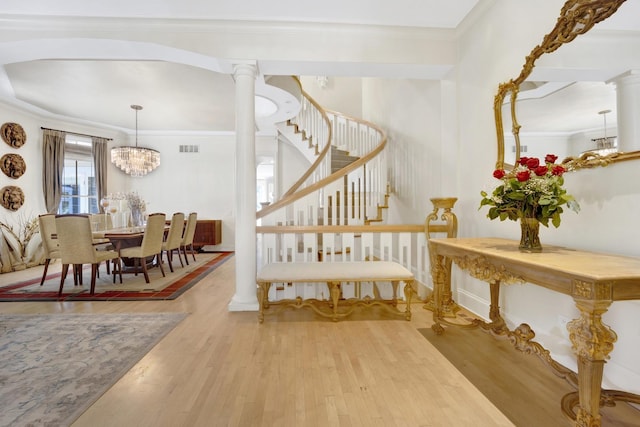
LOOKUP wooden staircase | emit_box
[331,146,359,173]
[364,183,391,225]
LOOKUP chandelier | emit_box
[111,105,160,177]
[583,109,617,156]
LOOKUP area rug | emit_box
[0,312,187,427]
[418,321,640,426]
[0,251,233,301]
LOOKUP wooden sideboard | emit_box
[192,220,222,251]
[428,237,640,427]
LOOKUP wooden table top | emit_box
[429,237,640,301]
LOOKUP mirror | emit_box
[495,0,640,171]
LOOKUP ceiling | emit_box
[1,1,638,136]
[0,0,480,133]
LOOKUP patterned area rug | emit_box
[0,252,233,301]
[0,312,187,426]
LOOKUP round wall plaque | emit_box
[1,153,27,178]
[1,185,25,211]
[1,122,27,148]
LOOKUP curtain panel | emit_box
[42,129,66,214]
[92,137,109,206]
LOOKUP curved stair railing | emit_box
[258,85,389,228]
[256,77,438,303]
[254,78,461,306]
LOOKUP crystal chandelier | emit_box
[111,105,160,177]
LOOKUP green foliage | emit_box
[479,155,580,228]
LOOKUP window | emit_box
[59,135,98,214]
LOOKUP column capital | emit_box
[232,61,258,79]
[610,69,640,85]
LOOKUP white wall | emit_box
[356,0,640,395]
[0,101,245,252]
[300,76,363,119]
[457,0,640,394]
[110,133,240,251]
[0,101,126,218]
[362,78,445,224]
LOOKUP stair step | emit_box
[332,147,351,156]
[331,145,359,173]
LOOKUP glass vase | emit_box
[519,217,542,252]
[130,207,144,227]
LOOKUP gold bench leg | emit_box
[403,280,413,320]
[257,281,271,323]
[329,281,340,322]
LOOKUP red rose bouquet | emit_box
[480,154,580,227]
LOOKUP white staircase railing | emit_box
[258,86,389,229]
[257,77,447,302]
[257,224,429,301]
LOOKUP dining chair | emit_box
[180,212,198,265]
[119,212,166,283]
[38,213,61,286]
[55,214,122,295]
[89,213,116,275]
[162,212,185,272]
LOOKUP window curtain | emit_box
[92,136,109,205]
[42,129,66,214]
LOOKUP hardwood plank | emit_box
[1,258,515,426]
[419,324,640,427]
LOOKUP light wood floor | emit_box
[1,258,519,426]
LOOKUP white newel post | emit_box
[614,70,640,153]
[229,62,259,312]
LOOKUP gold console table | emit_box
[428,237,640,427]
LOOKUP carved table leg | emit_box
[429,244,446,334]
[424,197,460,318]
[487,281,508,334]
[423,256,461,317]
[566,298,617,427]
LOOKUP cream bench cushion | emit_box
[256,261,414,322]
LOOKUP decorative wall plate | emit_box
[1,153,26,178]
[1,122,27,148]
[1,185,25,211]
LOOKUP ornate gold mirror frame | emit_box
[494,0,638,171]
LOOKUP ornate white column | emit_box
[614,70,640,152]
[229,61,259,312]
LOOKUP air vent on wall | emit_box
[179,145,199,153]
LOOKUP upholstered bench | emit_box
[256,261,414,322]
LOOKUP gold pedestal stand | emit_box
[423,197,460,318]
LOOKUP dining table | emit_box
[93,225,165,272]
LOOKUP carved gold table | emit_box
[428,237,640,427]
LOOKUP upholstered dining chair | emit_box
[179,212,198,265]
[89,213,116,274]
[119,212,166,283]
[54,214,122,295]
[38,213,61,286]
[162,212,185,273]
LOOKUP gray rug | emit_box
[0,312,187,426]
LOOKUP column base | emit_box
[228,298,259,312]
